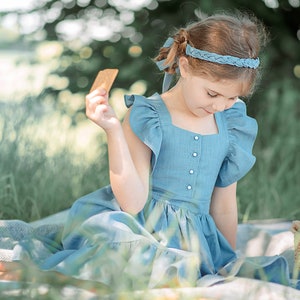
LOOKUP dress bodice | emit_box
[125,93,258,214]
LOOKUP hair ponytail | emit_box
[155,29,190,74]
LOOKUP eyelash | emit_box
[207,92,218,98]
[208,92,238,101]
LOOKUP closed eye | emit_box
[207,92,218,98]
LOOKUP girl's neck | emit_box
[160,83,218,135]
[161,82,188,114]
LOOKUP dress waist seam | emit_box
[150,196,210,216]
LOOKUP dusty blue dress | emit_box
[1,93,298,290]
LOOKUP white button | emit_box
[189,169,194,174]
[192,152,198,157]
[187,185,192,190]
[194,136,199,140]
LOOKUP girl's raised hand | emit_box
[85,87,120,132]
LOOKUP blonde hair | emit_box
[154,12,268,95]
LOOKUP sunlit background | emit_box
[0,0,299,221]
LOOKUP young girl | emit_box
[1,11,299,291]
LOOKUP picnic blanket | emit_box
[0,212,299,299]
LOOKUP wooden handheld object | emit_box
[90,68,119,93]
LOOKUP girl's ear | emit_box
[178,56,190,78]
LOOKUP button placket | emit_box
[186,135,200,192]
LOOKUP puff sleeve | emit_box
[215,100,258,187]
[124,94,162,170]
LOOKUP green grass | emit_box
[0,96,109,222]
[237,78,300,221]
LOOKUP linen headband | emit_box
[156,37,260,92]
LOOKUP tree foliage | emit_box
[1,0,299,118]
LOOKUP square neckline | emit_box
[150,93,222,137]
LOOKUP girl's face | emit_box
[179,58,243,118]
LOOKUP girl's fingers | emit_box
[85,88,117,129]
[86,99,107,119]
[86,91,109,107]
[86,87,108,100]
[88,95,103,105]
[86,96,108,110]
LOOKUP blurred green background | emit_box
[0,0,299,222]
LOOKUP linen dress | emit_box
[1,93,297,290]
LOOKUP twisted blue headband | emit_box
[156,37,260,92]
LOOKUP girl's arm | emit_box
[107,110,152,213]
[210,183,238,249]
[86,88,151,214]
